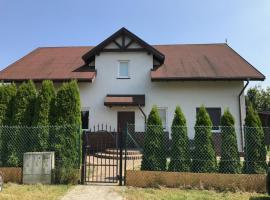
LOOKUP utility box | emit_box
[23,152,55,184]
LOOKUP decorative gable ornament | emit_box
[82,27,165,66]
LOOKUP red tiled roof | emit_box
[0,47,96,82]
[152,44,265,81]
[0,43,265,82]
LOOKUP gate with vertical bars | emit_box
[81,124,124,184]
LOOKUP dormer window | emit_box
[118,61,129,79]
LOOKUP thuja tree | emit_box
[168,106,190,172]
[32,80,56,151]
[0,83,17,166]
[141,105,166,171]
[219,109,241,173]
[243,104,267,174]
[192,105,217,172]
[9,81,37,166]
[52,80,81,183]
[0,83,17,125]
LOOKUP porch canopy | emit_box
[104,94,145,107]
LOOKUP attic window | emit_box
[118,61,129,79]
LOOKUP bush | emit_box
[52,80,81,183]
[8,81,37,166]
[192,105,217,172]
[32,80,56,151]
[243,104,267,174]
[141,105,166,171]
[0,83,17,125]
[168,106,190,172]
[219,109,241,173]
[0,83,16,166]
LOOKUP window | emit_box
[118,61,129,78]
[196,107,221,131]
[158,108,167,130]
[81,109,89,130]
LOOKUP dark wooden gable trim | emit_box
[82,27,165,64]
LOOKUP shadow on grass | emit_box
[250,197,270,200]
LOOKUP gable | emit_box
[104,35,143,50]
[82,27,165,65]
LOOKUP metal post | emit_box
[119,129,123,186]
[81,131,86,184]
[124,124,128,185]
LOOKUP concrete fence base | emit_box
[126,170,266,193]
[0,167,22,183]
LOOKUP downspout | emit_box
[239,79,249,151]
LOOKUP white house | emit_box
[0,27,265,149]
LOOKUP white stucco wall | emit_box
[79,52,245,146]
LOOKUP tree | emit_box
[219,109,241,173]
[52,80,81,183]
[192,105,217,172]
[168,106,190,172]
[141,105,166,171]
[0,83,17,125]
[0,83,17,166]
[243,104,267,174]
[11,80,37,126]
[8,80,37,166]
[246,86,270,113]
[32,80,56,151]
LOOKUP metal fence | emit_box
[125,124,270,174]
[0,125,81,168]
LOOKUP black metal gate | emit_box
[81,124,123,184]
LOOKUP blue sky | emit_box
[0,0,269,87]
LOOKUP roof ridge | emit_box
[37,46,94,48]
[153,43,227,46]
[36,43,227,49]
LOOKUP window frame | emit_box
[157,107,168,131]
[117,60,130,79]
[81,107,90,131]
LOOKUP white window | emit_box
[81,108,90,130]
[118,61,129,78]
[158,107,167,130]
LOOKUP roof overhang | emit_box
[104,94,145,107]
[151,74,265,82]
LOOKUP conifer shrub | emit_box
[141,105,166,171]
[0,83,17,166]
[32,80,56,151]
[168,106,190,172]
[219,109,241,173]
[243,104,267,174]
[192,105,217,172]
[52,80,81,183]
[8,81,37,166]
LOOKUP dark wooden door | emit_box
[117,112,135,132]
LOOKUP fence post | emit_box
[124,123,128,185]
[119,129,123,186]
[81,131,86,184]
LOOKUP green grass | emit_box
[121,187,270,200]
[0,183,72,200]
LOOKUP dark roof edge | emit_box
[0,78,93,83]
[151,77,265,81]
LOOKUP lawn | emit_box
[0,183,71,200]
[121,187,270,200]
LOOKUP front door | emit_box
[117,111,135,132]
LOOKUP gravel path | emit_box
[61,185,123,200]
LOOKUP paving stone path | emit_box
[61,185,123,200]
